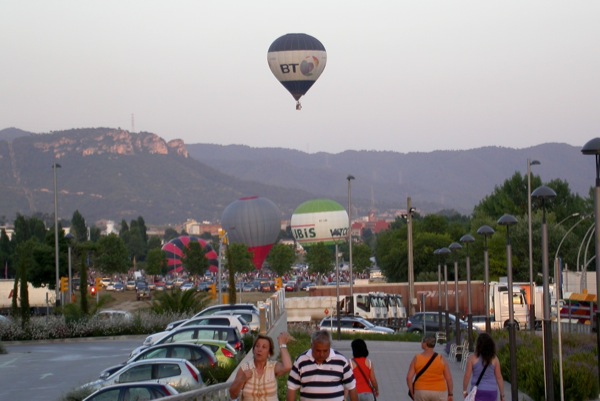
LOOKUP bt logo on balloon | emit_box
[300,56,318,76]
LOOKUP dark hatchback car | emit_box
[406,312,469,334]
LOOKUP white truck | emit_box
[0,279,55,315]
[489,281,529,330]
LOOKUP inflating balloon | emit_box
[267,33,327,110]
[161,236,218,273]
[221,196,281,269]
[290,199,349,247]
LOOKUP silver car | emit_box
[84,358,203,392]
[319,316,395,334]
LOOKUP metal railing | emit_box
[158,289,287,401]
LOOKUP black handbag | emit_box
[353,358,377,401]
[408,352,438,400]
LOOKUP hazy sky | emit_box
[2,1,599,154]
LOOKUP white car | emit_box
[319,316,395,334]
[213,309,260,332]
[83,358,203,392]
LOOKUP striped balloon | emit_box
[267,33,327,110]
[161,236,218,273]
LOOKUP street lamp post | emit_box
[52,162,61,306]
[407,197,416,316]
[347,175,355,299]
[532,185,557,401]
[449,242,462,346]
[437,247,451,342]
[477,225,495,334]
[460,234,475,351]
[581,137,600,394]
[65,233,74,305]
[528,158,541,332]
[331,228,344,340]
[498,214,519,401]
[434,249,442,331]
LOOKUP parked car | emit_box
[181,282,195,291]
[319,316,395,334]
[99,343,217,379]
[95,310,133,322]
[196,282,212,292]
[131,325,244,358]
[83,358,203,392]
[83,382,178,401]
[406,312,469,334]
[126,280,136,291]
[192,303,259,318]
[241,283,255,292]
[300,281,314,291]
[113,282,125,292]
[147,316,249,346]
[213,309,260,332]
[284,281,298,292]
[100,277,111,288]
[136,284,150,301]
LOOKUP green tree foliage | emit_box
[305,243,333,279]
[89,226,101,242]
[225,243,254,304]
[70,210,88,242]
[266,243,296,276]
[13,214,47,244]
[0,228,13,278]
[15,241,33,326]
[163,228,179,242]
[147,236,162,250]
[146,248,168,276]
[151,289,210,314]
[95,234,130,275]
[182,241,209,276]
[351,243,372,274]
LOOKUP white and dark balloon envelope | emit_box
[267,33,327,110]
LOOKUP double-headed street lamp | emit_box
[449,242,462,346]
[331,228,344,340]
[347,175,355,299]
[528,159,540,332]
[407,198,416,316]
[460,234,475,351]
[532,185,557,401]
[497,213,519,401]
[581,138,600,393]
[477,225,495,334]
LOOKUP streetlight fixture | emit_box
[434,249,443,331]
[347,174,355,299]
[65,233,74,305]
[437,247,451,342]
[449,242,462,346]
[460,234,475,351]
[528,158,541,333]
[477,225,495,334]
[407,197,416,316]
[331,228,344,340]
[531,185,557,401]
[498,213,519,401]
[581,137,600,393]
[52,162,61,306]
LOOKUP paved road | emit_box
[331,339,532,401]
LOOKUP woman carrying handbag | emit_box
[406,335,454,401]
[350,339,379,401]
[462,333,505,401]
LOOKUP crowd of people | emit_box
[227,330,503,401]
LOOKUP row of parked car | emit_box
[81,303,260,401]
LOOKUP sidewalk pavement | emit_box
[331,339,533,401]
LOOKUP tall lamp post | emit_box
[532,185,557,401]
[477,225,495,334]
[498,213,519,401]
[331,228,344,340]
[460,234,475,351]
[437,247,451,342]
[407,198,416,316]
[65,233,74,305]
[52,162,62,306]
[449,242,462,346]
[347,175,355,299]
[581,137,600,394]
[434,249,443,331]
[528,158,541,332]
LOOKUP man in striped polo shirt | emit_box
[287,330,358,401]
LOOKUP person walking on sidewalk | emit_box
[462,333,505,401]
[350,339,379,401]
[406,335,454,401]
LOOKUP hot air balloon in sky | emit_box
[221,196,281,269]
[290,199,349,247]
[162,236,219,273]
[267,33,327,110]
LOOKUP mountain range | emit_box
[0,127,593,226]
